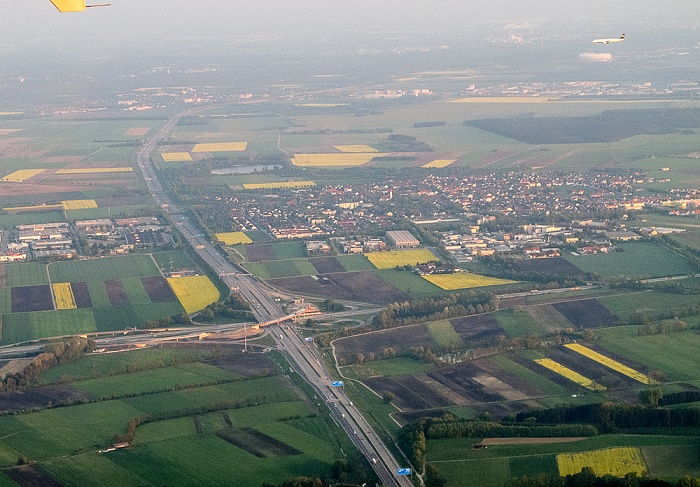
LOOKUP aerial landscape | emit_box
[0,1,699,486]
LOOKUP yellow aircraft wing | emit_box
[50,0,87,12]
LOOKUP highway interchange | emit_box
[136,111,414,486]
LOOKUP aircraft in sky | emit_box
[49,0,110,12]
[592,34,625,44]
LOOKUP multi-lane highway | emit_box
[134,110,413,486]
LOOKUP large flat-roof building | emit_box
[386,230,420,249]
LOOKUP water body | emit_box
[211,165,282,175]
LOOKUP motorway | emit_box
[135,110,413,486]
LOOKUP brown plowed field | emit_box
[71,282,93,308]
[309,256,345,274]
[269,271,410,305]
[6,466,64,487]
[334,324,435,363]
[552,299,618,329]
[451,314,504,345]
[524,304,573,332]
[364,375,455,411]
[206,354,276,378]
[245,244,275,262]
[216,427,300,458]
[0,384,93,412]
[104,279,129,306]
[428,362,505,404]
[141,276,177,303]
[11,285,54,313]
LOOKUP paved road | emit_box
[134,109,413,485]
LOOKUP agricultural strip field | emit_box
[166,276,220,314]
[11,285,54,312]
[52,283,76,310]
[239,241,306,262]
[423,272,515,290]
[564,344,654,384]
[309,257,345,274]
[140,276,178,303]
[365,249,437,269]
[5,262,49,286]
[48,255,160,282]
[333,324,437,364]
[557,447,647,477]
[242,259,317,280]
[426,320,464,349]
[534,358,605,391]
[215,232,253,245]
[61,199,98,210]
[493,308,547,337]
[564,242,695,278]
[2,309,97,343]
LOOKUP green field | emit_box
[493,308,547,338]
[564,242,695,278]
[150,251,195,271]
[597,330,700,382]
[377,268,444,298]
[599,291,700,321]
[343,357,434,380]
[48,255,161,282]
[337,254,376,272]
[2,309,96,344]
[242,258,318,279]
[5,262,49,287]
[425,320,463,349]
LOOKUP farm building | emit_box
[386,230,420,249]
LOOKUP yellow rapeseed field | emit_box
[422,159,457,168]
[242,181,316,190]
[334,145,379,153]
[423,273,516,290]
[557,448,647,477]
[161,152,193,162]
[192,142,247,152]
[0,129,22,135]
[52,283,77,310]
[3,204,62,212]
[215,232,253,245]
[291,153,386,167]
[365,249,437,269]
[167,276,220,314]
[62,199,98,210]
[535,358,605,391]
[1,169,45,182]
[56,167,133,174]
[564,344,655,384]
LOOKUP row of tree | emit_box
[508,468,700,487]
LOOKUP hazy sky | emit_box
[2,0,697,50]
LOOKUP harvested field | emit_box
[206,354,276,377]
[364,375,455,411]
[104,279,129,306]
[422,159,457,168]
[450,314,504,345]
[552,299,618,329]
[365,249,437,269]
[245,244,275,262]
[515,257,583,276]
[141,276,178,303]
[291,153,386,167]
[309,257,345,274]
[482,437,587,446]
[424,272,515,290]
[216,232,253,245]
[70,282,92,308]
[334,324,435,363]
[161,152,193,162]
[268,271,410,305]
[61,199,97,210]
[11,285,54,312]
[216,427,300,458]
[6,465,65,487]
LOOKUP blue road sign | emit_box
[397,468,411,475]
[331,381,344,387]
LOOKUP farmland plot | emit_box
[333,324,436,363]
[552,299,618,329]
